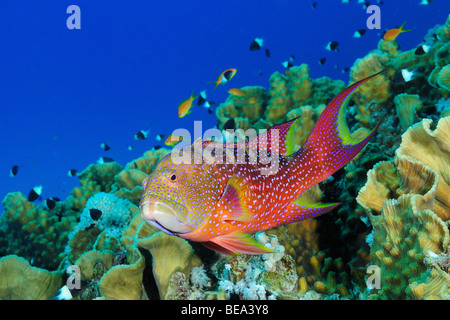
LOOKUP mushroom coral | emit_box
[394,93,423,132]
[395,116,450,220]
[357,116,450,299]
[98,247,146,300]
[137,232,202,300]
[367,195,449,299]
[0,255,62,300]
[437,64,450,93]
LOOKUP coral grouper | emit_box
[140,72,383,255]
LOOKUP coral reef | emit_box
[98,246,146,300]
[394,93,423,132]
[215,64,346,132]
[211,233,298,300]
[0,192,78,270]
[137,231,202,300]
[1,15,450,301]
[0,255,62,299]
[357,116,450,299]
[349,52,391,126]
[66,192,136,264]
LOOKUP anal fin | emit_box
[208,232,275,255]
[202,241,240,255]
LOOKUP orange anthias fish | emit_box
[228,88,247,97]
[210,68,237,90]
[383,22,411,41]
[165,134,184,147]
[178,91,197,118]
[140,72,383,255]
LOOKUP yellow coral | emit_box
[216,86,269,129]
[357,155,439,216]
[265,64,313,124]
[115,168,147,190]
[395,116,450,220]
[377,39,401,58]
[98,247,146,300]
[437,64,450,92]
[285,105,325,153]
[358,118,450,299]
[0,255,62,300]
[137,232,202,299]
[409,267,450,300]
[394,93,423,131]
[349,53,390,125]
[288,64,313,104]
[75,250,114,281]
[2,192,35,225]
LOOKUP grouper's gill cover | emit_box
[140,72,384,255]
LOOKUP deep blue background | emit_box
[0,0,448,209]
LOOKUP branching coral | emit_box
[349,53,391,126]
[265,64,313,124]
[0,192,78,270]
[216,86,270,130]
[65,162,124,212]
[211,233,298,300]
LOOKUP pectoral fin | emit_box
[217,176,252,223]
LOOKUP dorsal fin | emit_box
[211,117,299,155]
[246,117,299,156]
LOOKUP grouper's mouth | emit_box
[140,201,191,236]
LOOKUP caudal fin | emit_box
[292,71,384,184]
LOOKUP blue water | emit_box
[0,0,448,208]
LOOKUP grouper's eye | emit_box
[169,174,177,182]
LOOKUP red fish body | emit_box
[140,72,383,255]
